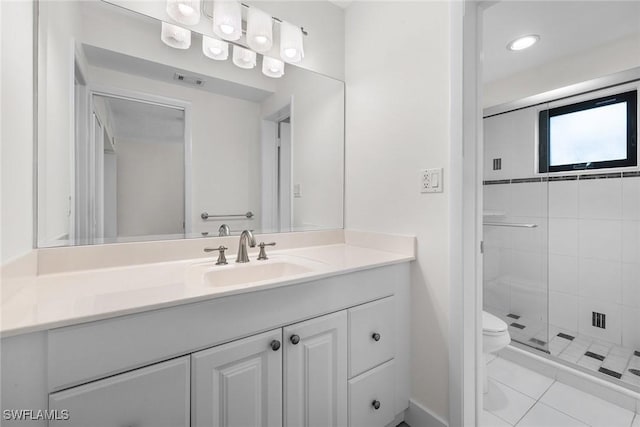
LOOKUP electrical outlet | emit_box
[421,168,443,193]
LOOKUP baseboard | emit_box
[404,399,448,427]
[386,412,406,427]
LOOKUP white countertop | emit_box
[1,243,414,338]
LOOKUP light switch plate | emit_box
[420,168,443,193]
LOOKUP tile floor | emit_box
[481,355,640,427]
[493,311,640,390]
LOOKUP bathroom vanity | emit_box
[1,233,414,427]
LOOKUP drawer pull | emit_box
[371,332,381,342]
[290,334,300,345]
[372,400,381,410]
[270,340,281,351]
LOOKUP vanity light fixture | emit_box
[166,0,201,26]
[162,2,307,72]
[202,36,229,60]
[262,56,285,78]
[161,22,191,49]
[279,21,304,63]
[232,45,257,69]
[507,34,540,51]
[213,0,242,41]
[246,7,273,53]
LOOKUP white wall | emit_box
[116,139,184,237]
[345,1,451,421]
[484,33,640,108]
[261,65,344,232]
[1,0,34,264]
[37,1,79,244]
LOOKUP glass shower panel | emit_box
[482,104,550,353]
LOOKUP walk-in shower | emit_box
[481,0,640,399]
[482,75,640,393]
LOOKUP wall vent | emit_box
[592,312,606,329]
[173,73,205,87]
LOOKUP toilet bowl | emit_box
[482,311,510,393]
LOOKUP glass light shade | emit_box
[161,22,191,49]
[166,0,201,26]
[279,21,304,63]
[202,36,229,60]
[232,46,257,69]
[213,0,242,41]
[262,56,285,78]
[246,7,273,53]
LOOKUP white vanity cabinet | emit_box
[191,329,283,427]
[48,356,190,427]
[284,311,348,427]
[1,263,410,427]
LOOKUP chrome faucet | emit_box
[236,230,256,263]
[218,224,231,237]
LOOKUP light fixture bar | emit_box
[201,0,308,36]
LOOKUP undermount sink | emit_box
[186,256,323,289]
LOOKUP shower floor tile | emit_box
[482,356,639,427]
[491,309,640,392]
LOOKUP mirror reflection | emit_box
[37,0,344,247]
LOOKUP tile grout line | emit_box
[486,369,555,425]
[530,401,594,427]
[511,380,558,427]
[540,381,637,426]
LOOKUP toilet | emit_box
[482,311,511,393]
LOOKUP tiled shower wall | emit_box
[483,103,640,350]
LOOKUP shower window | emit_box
[539,90,637,173]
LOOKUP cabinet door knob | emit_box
[290,334,300,345]
[372,400,381,410]
[270,340,281,351]
[372,332,381,342]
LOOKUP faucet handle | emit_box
[204,246,228,265]
[257,242,276,261]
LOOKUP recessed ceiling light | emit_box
[507,35,540,51]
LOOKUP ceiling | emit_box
[95,95,185,146]
[82,44,273,103]
[328,0,352,9]
[483,1,640,83]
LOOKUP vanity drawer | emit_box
[49,356,190,427]
[348,359,395,427]
[348,296,395,377]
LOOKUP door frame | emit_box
[450,1,485,425]
[261,100,293,232]
[85,84,193,236]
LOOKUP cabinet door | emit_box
[284,311,347,427]
[191,329,283,427]
[49,356,190,427]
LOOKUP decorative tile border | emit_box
[548,175,578,182]
[511,177,543,183]
[578,172,623,180]
[484,171,640,185]
[483,179,511,185]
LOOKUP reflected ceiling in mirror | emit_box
[37,0,344,248]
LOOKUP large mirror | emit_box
[37,0,344,247]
